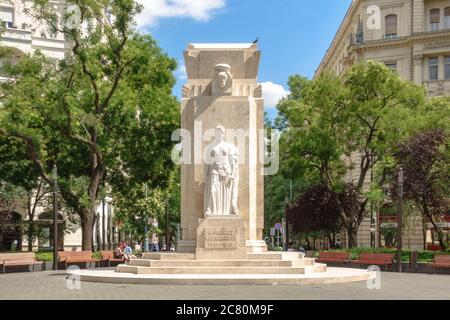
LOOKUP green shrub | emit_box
[35,252,53,262]
[35,251,107,262]
[315,248,450,263]
[92,251,102,260]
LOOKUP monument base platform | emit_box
[75,251,373,285]
[76,267,373,285]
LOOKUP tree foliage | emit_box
[287,184,342,236]
[0,1,179,249]
[277,61,426,247]
[388,129,449,249]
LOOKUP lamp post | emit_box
[283,179,293,251]
[284,196,289,251]
[165,199,170,251]
[52,165,58,271]
[144,183,149,252]
[397,167,404,273]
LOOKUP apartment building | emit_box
[315,0,450,249]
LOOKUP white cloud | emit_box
[175,61,187,81]
[261,82,290,109]
[136,0,226,29]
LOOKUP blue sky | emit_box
[137,0,352,119]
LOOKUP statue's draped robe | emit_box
[204,141,239,216]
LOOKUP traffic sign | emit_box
[274,223,282,231]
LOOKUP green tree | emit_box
[277,61,425,247]
[287,184,342,248]
[0,1,179,250]
[0,135,51,251]
[389,130,449,250]
[113,184,166,241]
[112,167,180,246]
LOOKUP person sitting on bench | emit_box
[114,242,129,262]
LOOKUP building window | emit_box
[429,57,439,81]
[430,9,440,31]
[0,7,14,28]
[445,57,450,80]
[385,62,397,72]
[445,7,450,29]
[385,14,398,38]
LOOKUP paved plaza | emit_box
[0,269,449,300]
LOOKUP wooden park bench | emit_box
[430,255,450,273]
[0,252,43,274]
[354,253,395,271]
[316,252,350,266]
[58,251,100,269]
[101,251,125,267]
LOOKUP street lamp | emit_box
[143,183,149,252]
[284,195,290,251]
[165,198,170,251]
[397,167,404,273]
[52,165,58,271]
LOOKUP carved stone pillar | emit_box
[412,0,425,34]
[413,54,423,85]
[177,43,266,254]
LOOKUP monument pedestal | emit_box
[176,240,197,253]
[196,215,248,260]
[178,215,268,256]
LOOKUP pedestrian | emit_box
[123,242,133,260]
[134,241,142,257]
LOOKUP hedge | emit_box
[312,247,450,262]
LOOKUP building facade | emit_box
[0,0,115,251]
[316,0,450,249]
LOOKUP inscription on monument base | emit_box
[204,227,237,249]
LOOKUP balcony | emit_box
[0,27,32,42]
[423,80,450,96]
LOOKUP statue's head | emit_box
[215,125,226,141]
[213,64,232,89]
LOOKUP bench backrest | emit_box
[101,251,114,260]
[58,251,93,260]
[359,253,395,262]
[435,255,450,263]
[0,252,36,262]
[318,252,350,260]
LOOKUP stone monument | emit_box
[78,43,372,285]
[177,43,267,258]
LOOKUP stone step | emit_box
[129,259,297,268]
[141,253,196,260]
[117,265,318,275]
[248,252,305,261]
[80,267,371,286]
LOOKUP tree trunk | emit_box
[427,214,447,250]
[326,233,334,249]
[422,217,427,251]
[346,224,358,248]
[27,220,34,252]
[81,210,95,251]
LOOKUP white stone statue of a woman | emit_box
[204,125,239,216]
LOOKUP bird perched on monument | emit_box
[252,37,259,44]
